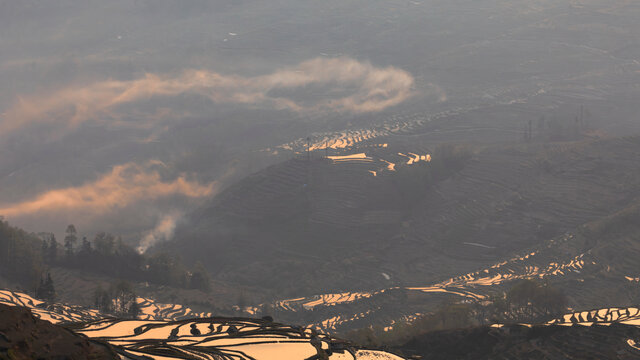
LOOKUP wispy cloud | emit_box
[0,161,215,219]
[1,57,415,136]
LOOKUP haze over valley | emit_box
[2,1,640,359]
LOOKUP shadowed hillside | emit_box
[161,135,640,301]
[0,303,118,360]
[395,323,640,360]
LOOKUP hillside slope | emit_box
[0,292,405,360]
[161,135,640,300]
[0,303,117,360]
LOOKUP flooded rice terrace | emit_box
[0,290,403,360]
[73,317,404,360]
[0,224,638,358]
[5,285,640,359]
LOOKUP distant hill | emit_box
[160,135,640,301]
[7,133,640,336]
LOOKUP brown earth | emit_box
[0,304,118,360]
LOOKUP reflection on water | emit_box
[547,307,640,327]
[279,129,386,153]
[397,153,431,165]
[0,289,405,359]
[380,159,396,171]
[75,317,369,360]
[0,290,102,324]
[628,339,640,351]
[327,153,372,162]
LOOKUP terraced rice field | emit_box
[0,289,404,360]
[8,285,640,359]
[74,317,382,360]
[167,134,640,333]
[0,290,102,324]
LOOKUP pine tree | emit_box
[79,236,92,257]
[94,286,113,313]
[48,236,58,264]
[94,232,115,255]
[35,277,45,299]
[64,224,77,257]
[37,273,56,303]
[93,286,102,308]
[189,262,211,292]
[128,296,141,319]
[41,240,49,263]
[112,280,135,314]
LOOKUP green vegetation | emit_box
[0,218,213,299]
[56,230,213,292]
[34,273,56,303]
[93,280,140,318]
[63,224,77,258]
[0,218,44,290]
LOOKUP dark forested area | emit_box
[0,219,211,298]
[0,218,43,290]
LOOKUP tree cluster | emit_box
[94,280,140,318]
[35,273,56,303]
[41,225,212,292]
[0,218,44,288]
[0,218,212,300]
